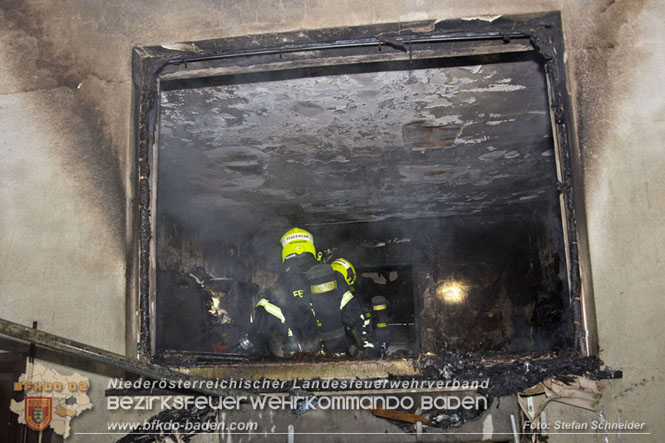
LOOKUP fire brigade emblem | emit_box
[25,397,52,431]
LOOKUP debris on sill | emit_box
[116,351,619,441]
[518,374,602,430]
[416,350,607,399]
[379,350,610,430]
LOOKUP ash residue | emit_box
[417,350,603,398]
[408,350,604,429]
[116,352,609,440]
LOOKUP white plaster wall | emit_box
[546,2,665,441]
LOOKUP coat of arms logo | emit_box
[25,397,52,431]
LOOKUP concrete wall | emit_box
[1,0,663,441]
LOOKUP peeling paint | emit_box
[398,164,470,183]
[479,150,508,161]
[466,84,527,92]
[461,15,502,22]
[455,135,488,145]
[461,65,483,74]
[160,42,203,53]
[487,119,516,125]
[158,59,553,230]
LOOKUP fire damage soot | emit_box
[113,351,609,442]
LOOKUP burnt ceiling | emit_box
[157,58,557,237]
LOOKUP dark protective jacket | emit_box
[247,254,319,356]
[248,256,377,357]
[307,264,378,357]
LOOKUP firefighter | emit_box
[239,227,320,356]
[239,229,377,358]
[331,258,357,289]
[329,258,379,358]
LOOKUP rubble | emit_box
[115,350,614,441]
[417,350,604,399]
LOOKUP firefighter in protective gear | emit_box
[305,255,378,357]
[329,257,379,358]
[331,258,357,287]
[240,228,320,356]
[240,229,377,358]
[281,227,319,263]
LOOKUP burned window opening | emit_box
[132,13,594,376]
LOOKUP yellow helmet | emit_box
[280,227,316,262]
[331,258,357,286]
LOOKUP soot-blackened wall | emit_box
[156,205,571,356]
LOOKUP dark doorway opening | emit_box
[356,264,417,354]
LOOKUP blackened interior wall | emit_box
[156,202,571,355]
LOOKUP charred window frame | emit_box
[131,12,597,364]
